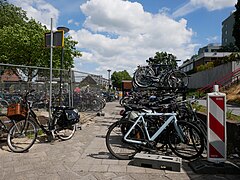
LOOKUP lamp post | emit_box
[107,69,111,92]
[57,26,69,106]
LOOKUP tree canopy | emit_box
[146,52,177,67]
[111,70,132,89]
[0,0,28,29]
[233,0,240,50]
[0,0,81,81]
[219,43,239,52]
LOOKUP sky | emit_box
[8,0,237,78]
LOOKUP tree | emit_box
[0,1,81,82]
[111,70,132,89]
[233,0,240,50]
[219,43,239,52]
[0,0,28,28]
[147,52,177,67]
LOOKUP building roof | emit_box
[0,69,22,82]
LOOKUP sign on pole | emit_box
[207,85,227,163]
[45,30,64,48]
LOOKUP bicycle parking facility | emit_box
[0,63,111,153]
[107,58,240,174]
[0,61,240,177]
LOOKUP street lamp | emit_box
[57,26,69,106]
[107,69,111,92]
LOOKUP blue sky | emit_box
[8,0,237,78]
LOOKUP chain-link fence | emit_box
[0,63,108,112]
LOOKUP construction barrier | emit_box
[207,85,227,162]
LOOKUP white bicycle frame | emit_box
[123,112,185,145]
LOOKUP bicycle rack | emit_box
[130,153,182,172]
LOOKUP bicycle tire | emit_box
[167,121,204,160]
[165,70,189,88]
[0,99,9,114]
[192,118,207,150]
[133,66,155,88]
[91,98,102,112]
[106,120,143,160]
[56,124,76,140]
[7,119,37,153]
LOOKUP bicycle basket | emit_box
[7,103,27,120]
[57,108,80,127]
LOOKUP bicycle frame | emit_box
[26,103,53,135]
[123,112,185,145]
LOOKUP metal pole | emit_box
[57,26,69,106]
[69,69,73,107]
[49,18,53,119]
[59,47,64,106]
[107,69,111,91]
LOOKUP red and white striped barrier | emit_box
[207,85,226,162]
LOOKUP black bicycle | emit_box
[0,100,37,153]
[133,63,188,89]
[6,90,80,152]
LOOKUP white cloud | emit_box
[8,0,59,29]
[173,0,237,17]
[68,19,74,24]
[70,0,197,75]
[206,36,219,43]
[74,22,80,26]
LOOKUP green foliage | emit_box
[219,43,239,52]
[233,0,240,50]
[214,52,240,66]
[187,89,205,99]
[191,101,204,112]
[196,62,214,72]
[227,110,233,119]
[206,62,214,69]
[147,52,177,67]
[0,1,81,82]
[111,70,132,89]
[0,0,28,28]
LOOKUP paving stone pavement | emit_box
[1,101,240,180]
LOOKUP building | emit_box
[180,44,231,74]
[222,12,235,46]
[181,11,238,74]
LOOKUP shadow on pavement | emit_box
[88,151,114,159]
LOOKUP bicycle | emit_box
[133,63,188,89]
[106,108,204,160]
[0,98,9,114]
[176,99,207,150]
[0,102,37,153]
[7,90,80,152]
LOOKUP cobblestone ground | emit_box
[0,101,240,180]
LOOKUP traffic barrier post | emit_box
[207,85,227,163]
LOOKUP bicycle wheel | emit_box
[167,121,204,160]
[165,70,189,88]
[0,99,9,114]
[192,118,207,150]
[7,119,37,153]
[56,124,76,140]
[133,66,155,88]
[91,98,102,112]
[106,120,144,160]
